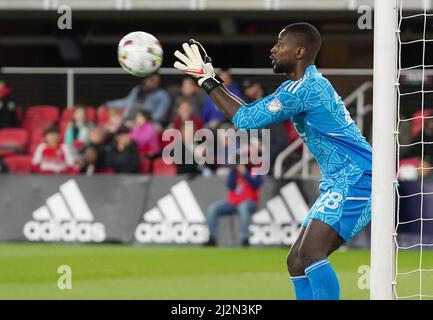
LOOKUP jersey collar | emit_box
[305,64,318,75]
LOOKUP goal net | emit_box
[394,0,433,300]
[371,0,433,300]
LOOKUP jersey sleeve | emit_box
[231,79,311,129]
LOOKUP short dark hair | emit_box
[137,110,152,121]
[144,72,160,79]
[115,125,131,135]
[44,125,60,136]
[175,96,193,108]
[242,79,262,90]
[282,22,321,61]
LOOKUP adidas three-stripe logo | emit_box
[249,182,308,245]
[135,181,209,244]
[23,179,106,242]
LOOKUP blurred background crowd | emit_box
[0,70,301,176]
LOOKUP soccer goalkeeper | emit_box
[173,22,372,300]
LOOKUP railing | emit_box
[0,67,374,108]
[273,81,374,180]
[345,81,373,133]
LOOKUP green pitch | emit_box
[0,243,431,300]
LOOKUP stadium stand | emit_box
[152,157,177,176]
[60,106,96,123]
[22,105,60,133]
[139,157,153,174]
[0,128,29,157]
[2,154,32,173]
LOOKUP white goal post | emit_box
[371,0,398,300]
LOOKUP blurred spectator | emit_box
[77,127,109,175]
[179,77,206,115]
[32,125,78,174]
[172,97,203,131]
[402,117,433,161]
[172,119,214,176]
[205,162,263,247]
[400,117,433,180]
[64,105,94,151]
[201,69,242,129]
[421,155,433,182]
[175,122,204,175]
[172,97,203,174]
[102,109,124,144]
[242,79,264,103]
[424,117,433,156]
[243,80,290,171]
[79,146,99,176]
[130,110,160,156]
[171,97,214,175]
[106,126,140,173]
[214,122,239,172]
[0,160,8,173]
[105,73,171,127]
[0,75,17,128]
[410,109,433,141]
[268,122,290,171]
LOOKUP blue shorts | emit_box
[302,174,372,242]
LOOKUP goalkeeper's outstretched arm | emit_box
[173,41,246,120]
[173,41,295,129]
[208,85,245,120]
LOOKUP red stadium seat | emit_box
[96,167,114,175]
[158,130,174,149]
[28,141,41,155]
[61,106,96,123]
[97,107,124,127]
[399,157,420,168]
[0,128,29,157]
[97,106,111,127]
[28,129,45,154]
[87,106,96,122]
[2,154,33,173]
[60,108,73,123]
[24,120,55,136]
[30,129,44,142]
[24,105,60,123]
[152,157,177,176]
[59,120,69,142]
[15,106,24,126]
[140,157,152,173]
[411,109,433,139]
[22,105,60,132]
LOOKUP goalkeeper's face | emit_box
[270,31,300,74]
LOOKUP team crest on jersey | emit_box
[267,98,283,112]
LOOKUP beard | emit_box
[272,60,294,74]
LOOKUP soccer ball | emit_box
[117,31,163,77]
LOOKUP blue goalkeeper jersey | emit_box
[232,65,372,188]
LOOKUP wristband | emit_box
[201,78,222,94]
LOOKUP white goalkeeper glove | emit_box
[173,40,222,93]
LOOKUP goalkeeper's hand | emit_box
[173,42,218,87]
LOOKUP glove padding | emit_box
[173,43,217,86]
